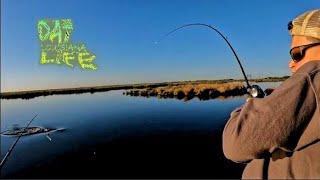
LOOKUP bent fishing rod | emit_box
[157,23,265,98]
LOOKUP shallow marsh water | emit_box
[0,82,281,178]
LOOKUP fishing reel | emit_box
[247,85,265,98]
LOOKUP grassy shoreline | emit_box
[1,76,289,99]
[125,82,247,101]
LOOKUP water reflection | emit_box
[1,82,281,178]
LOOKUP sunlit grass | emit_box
[126,82,246,100]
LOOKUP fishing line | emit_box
[0,114,38,171]
[156,23,252,89]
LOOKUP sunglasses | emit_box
[289,42,320,62]
[288,21,293,31]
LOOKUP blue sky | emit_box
[1,0,319,91]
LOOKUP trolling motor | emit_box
[157,23,265,98]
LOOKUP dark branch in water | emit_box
[0,114,38,171]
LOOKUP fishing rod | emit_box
[0,114,38,171]
[157,23,265,98]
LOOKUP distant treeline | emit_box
[1,76,289,100]
[249,76,290,82]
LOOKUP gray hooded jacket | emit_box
[223,61,320,179]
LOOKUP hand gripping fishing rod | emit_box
[158,23,265,98]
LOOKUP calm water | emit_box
[0,82,280,178]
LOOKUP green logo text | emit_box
[37,19,97,70]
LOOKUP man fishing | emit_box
[223,9,320,179]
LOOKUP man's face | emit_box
[289,36,313,73]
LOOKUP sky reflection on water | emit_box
[1,82,281,178]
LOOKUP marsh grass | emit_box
[1,76,287,100]
[125,82,246,101]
